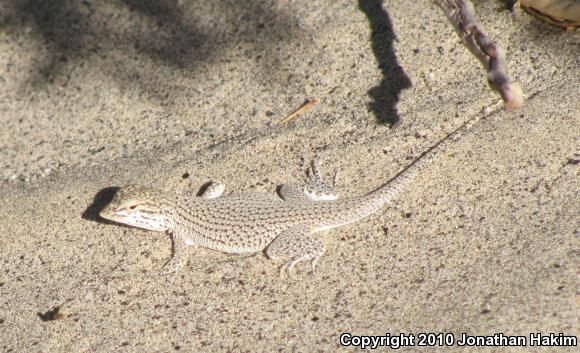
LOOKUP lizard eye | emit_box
[129,204,138,210]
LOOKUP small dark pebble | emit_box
[88,146,105,155]
[37,306,70,321]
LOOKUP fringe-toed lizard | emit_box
[99,111,485,276]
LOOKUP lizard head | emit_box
[99,185,169,232]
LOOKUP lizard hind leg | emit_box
[266,225,326,278]
[278,159,338,202]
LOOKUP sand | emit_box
[0,0,578,352]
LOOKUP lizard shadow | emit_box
[358,0,412,127]
[82,186,121,225]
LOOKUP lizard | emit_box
[99,109,487,276]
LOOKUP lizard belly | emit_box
[194,223,282,254]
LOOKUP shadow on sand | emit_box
[359,0,412,127]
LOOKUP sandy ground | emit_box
[0,0,578,352]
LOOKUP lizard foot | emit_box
[278,159,338,202]
[159,257,186,275]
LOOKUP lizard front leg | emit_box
[199,182,226,199]
[159,230,190,275]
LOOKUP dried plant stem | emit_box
[431,0,523,108]
[277,99,320,125]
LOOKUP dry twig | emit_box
[431,0,524,109]
[277,98,320,125]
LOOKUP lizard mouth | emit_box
[98,206,115,220]
[99,207,167,232]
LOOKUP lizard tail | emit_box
[356,106,493,218]
[313,106,495,230]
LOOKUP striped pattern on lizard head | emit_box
[99,185,169,232]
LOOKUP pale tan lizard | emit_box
[100,110,486,276]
